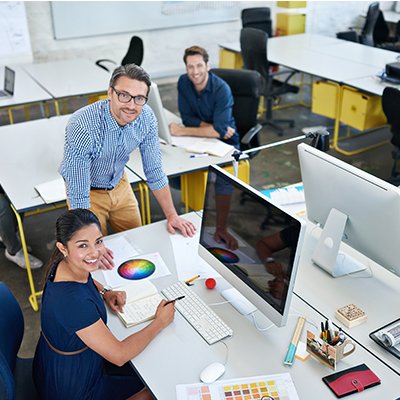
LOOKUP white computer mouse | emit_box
[199,362,226,383]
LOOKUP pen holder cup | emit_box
[306,330,356,370]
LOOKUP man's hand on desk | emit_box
[222,126,235,140]
[98,247,114,270]
[169,122,184,136]
[167,214,196,237]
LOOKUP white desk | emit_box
[125,144,246,218]
[93,212,400,399]
[383,10,400,24]
[22,59,109,110]
[219,34,399,155]
[0,65,52,123]
[295,222,400,375]
[0,115,142,310]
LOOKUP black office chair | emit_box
[241,7,272,37]
[240,27,299,137]
[336,2,380,46]
[381,87,400,186]
[210,68,263,156]
[374,12,400,52]
[0,282,39,400]
[95,35,144,72]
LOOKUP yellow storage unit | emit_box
[311,80,339,119]
[219,48,243,69]
[181,161,250,211]
[277,1,307,8]
[276,13,306,35]
[340,86,387,131]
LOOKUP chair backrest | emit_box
[240,27,269,81]
[121,36,144,66]
[241,7,272,37]
[382,87,400,148]
[360,2,380,46]
[373,10,390,45]
[0,283,24,400]
[210,68,262,150]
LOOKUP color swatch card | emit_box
[102,242,171,288]
[176,373,299,400]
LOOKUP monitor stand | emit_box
[312,208,366,277]
[221,288,257,315]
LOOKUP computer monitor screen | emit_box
[199,165,305,327]
[147,81,172,144]
[298,143,400,278]
[4,67,15,95]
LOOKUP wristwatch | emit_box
[99,286,111,297]
[265,257,275,264]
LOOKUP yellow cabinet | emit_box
[276,13,306,35]
[311,80,340,119]
[340,86,387,131]
[277,1,307,8]
[219,48,243,70]
[181,161,250,211]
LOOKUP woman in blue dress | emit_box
[33,209,175,400]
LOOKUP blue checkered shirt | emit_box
[59,100,168,209]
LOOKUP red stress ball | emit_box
[205,278,216,289]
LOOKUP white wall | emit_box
[24,1,379,79]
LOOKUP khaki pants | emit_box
[89,173,142,235]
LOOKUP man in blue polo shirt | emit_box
[169,45,239,148]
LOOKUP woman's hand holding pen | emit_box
[104,290,126,313]
[155,300,175,328]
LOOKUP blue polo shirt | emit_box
[177,72,240,148]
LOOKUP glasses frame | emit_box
[111,86,148,106]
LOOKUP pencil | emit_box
[283,316,306,365]
[184,274,200,284]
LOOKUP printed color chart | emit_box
[176,373,299,400]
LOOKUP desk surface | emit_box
[126,144,239,181]
[22,59,109,99]
[295,222,400,374]
[0,65,52,107]
[220,33,400,88]
[0,115,141,212]
[94,212,400,399]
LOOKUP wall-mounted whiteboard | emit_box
[0,1,32,64]
[51,1,239,40]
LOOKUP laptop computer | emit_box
[147,81,179,145]
[0,67,15,99]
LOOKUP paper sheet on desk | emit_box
[35,177,66,203]
[171,136,234,157]
[102,236,171,288]
[169,231,220,281]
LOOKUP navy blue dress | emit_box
[33,265,143,400]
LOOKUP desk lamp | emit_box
[231,127,330,177]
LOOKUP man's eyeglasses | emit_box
[111,87,148,106]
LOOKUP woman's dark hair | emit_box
[45,209,102,281]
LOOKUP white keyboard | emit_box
[162,281,233,345]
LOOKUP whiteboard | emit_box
[0,1,32,64]
[51,1,239,40]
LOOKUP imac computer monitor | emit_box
[298,143,400,278]
[147,81,172,144]
[199,165,306,327]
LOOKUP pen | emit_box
[184,274,200,285]
[164,296,185,306]
[189,153,208,158]
[284,316,306,365]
